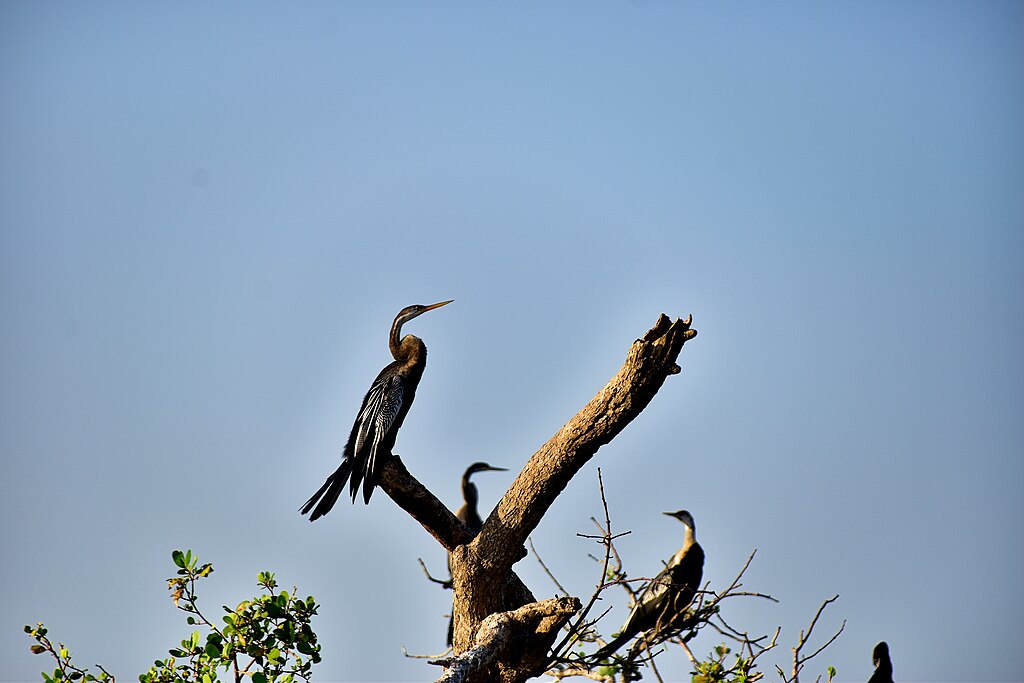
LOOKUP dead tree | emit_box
[375,313,697,683]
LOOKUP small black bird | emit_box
[868,641,894,683]
[455,461,509,533]
[595,509,705,659]
[300,300,453,518]
[447,461,507,646]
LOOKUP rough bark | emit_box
[382,313,697,683]
[433,597,582,683]
[379,455,474,551]
[378,455,539,614]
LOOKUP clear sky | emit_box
[2,2,1022,682]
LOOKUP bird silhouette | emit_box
[867,641,894,683]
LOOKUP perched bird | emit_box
[455,461,509,533]
[595,509,705,659]
[868,641,894,683]
[447,461,508,645]
[300,300,453,518]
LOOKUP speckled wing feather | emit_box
[351,374,403,502]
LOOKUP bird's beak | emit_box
[663,511,680,518]
[486,466,509,472]
[422,299,454,312]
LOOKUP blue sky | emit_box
[2,2,1022,682]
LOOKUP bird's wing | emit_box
[354,374,404,455]
[656,543,704,632]
[620,558,676,634]
[376,376,404,441]
[360,375,404,495]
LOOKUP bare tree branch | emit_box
[450,316,696,656]
[548,469,619,665]
[379,455,474,552]
[547,668,615,683]
[477,315,696,573]
[529,538,570,597]
[776,595,845,683]
[418,557,453,589]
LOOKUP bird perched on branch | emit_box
[300,300,453,518]
[595,509,705,660]
[447,461,508,645]
[455,461,509,533]
[867,641,894,683]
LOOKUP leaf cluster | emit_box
[27,550,321,683]
[24,623,114,683]
[691,644,759,683]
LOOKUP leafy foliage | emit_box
[691,644,760,683]
[26,550,321,683]
[23,622,114,683]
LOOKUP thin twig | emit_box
[547,667,615,682]
[547,468,617,665]
[781,595,844,683]
[401,645,453,660]
[797,596,844,666]
[639,637,666,683]
[529,537,570,597]
[418,557,453,589]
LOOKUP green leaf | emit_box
[172,550,186,568]
[252,673,267,683]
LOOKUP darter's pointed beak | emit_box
[422,299,454,312]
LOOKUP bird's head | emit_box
[391,300,453,343]
[664,509,696,532]
[464,462,509,479]
[396,300,454,325]
[873,641,890,667]
[460,462,508,509]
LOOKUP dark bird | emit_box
[455,461,509,533]
[868,641,894,683]
[300,300,453,518]
[447,461,508,645]
[595,509,705,660]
